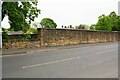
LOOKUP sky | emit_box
[1,0,120,28]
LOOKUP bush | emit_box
[2,31,8,42]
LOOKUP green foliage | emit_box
[2,27,39,42]
[2,1,40,32]
[2,28,8,42]
[95,11,120,31]
[24,34,31,39]
[26,27,37,34]
[7,28,14,31]
[40,18,57,29]
[90,24,96,30]
[8,34,32,40]
[75,24,89,30]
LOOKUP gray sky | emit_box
[1,0,119,28]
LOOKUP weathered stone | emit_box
[2,29,120,49]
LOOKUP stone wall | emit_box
[2,28,120,49]
[2,39,41,49]
[38,28,119,47]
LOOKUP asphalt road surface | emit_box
[2,42,118,78]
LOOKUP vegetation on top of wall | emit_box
[2,27,38,42]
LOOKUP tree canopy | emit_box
[95,11,120,31]
[2,1,40,32]
[40,18,57,29]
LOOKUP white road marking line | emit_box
[96,49,117,54]
[22,56,81,69]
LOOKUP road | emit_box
[2,42,118,78]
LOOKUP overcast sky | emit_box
[1,0,119,28]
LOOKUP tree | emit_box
[40,18,57,29]
[95,14,112,31]
[95,11,120,31]
[116,16,120,31]
[109,12,120,31]
[2,1,40,32]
